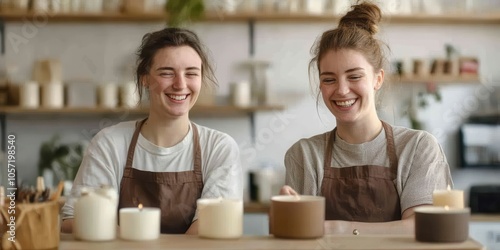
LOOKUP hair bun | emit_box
[338,2,382,36]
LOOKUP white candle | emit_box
[230,81,251,107]
[119,204,160,241]
[74,188,117,241]
[98,83,118,108]
[41,81,64,108]
[197,198,243,239]
[433,185,464,209]
[120,82,140,108]
[19,81,39,108]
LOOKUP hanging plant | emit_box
[165,0,205,27]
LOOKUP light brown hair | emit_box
[309,1,387,92]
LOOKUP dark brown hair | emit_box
[135,28,217,101]
[309,1,387,86]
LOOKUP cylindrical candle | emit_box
[119,205,160,241]
[433,185,464,208]
[197,198,243,239]
[415,205,470,243]
[270,195,325,239]
[120,82,139,108]
[41,81,64,108]
[19,81,40,108]
[74,190,117,241]
[98,83,118,108]
[230,81,251,107]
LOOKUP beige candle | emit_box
[119,204,161,241]
[415,205,470,243]
[433,185,464,208]
[197,198,243,239]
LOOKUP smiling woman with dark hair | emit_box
[60,27,242,235]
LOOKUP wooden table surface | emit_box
[60,234,485,250]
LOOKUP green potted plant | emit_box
[165,0,205,27]
[38,135,84,189]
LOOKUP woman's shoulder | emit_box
[390,124,440,147]
[287,131,330,154]
[194,123,238,147]
[92,120,138,143]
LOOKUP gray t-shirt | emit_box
[284,125,452,213]
[62,120,243,221]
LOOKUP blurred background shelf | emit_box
[2,11,500,24]
[392,74,481,84]
[0,105,285,116]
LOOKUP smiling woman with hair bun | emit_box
[280,1,453,235]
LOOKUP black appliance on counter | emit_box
[469,185,500,214]
[459,115,500,168]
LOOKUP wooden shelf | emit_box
[0,10,166,22]
[0,105,285,116]
[2,11,500,24]
[205,12,500,24]
[392,74,481,84]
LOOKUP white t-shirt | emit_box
[61,120,243,221]
[284,125,453,213]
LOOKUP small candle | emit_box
[197,198,243,239]
[19,81,40,108]
[415,205,470,243]
[270,195,324,239]
[432,185,464,208]
[119,204,161,241]
[41,81,64,108]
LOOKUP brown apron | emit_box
[321,121,401,222]
[118,118,203,234]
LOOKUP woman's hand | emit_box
[279,185,299,195]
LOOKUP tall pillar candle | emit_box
[19,81,40,108]
[433,185,464,208]
[119,204,160,241]
[74,188,118,241]
[197,198,243,239]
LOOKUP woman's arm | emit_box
[185,220,199,235]
[324,206,420,235]
[60,131,122,233]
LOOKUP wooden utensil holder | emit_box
[1,200,61,250]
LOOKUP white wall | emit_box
[1,18,500,196]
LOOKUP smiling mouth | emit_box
[166,94,188,101]
[335,99,356,107]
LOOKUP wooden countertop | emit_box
[470,214,500,222]
[59,234,484,250]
